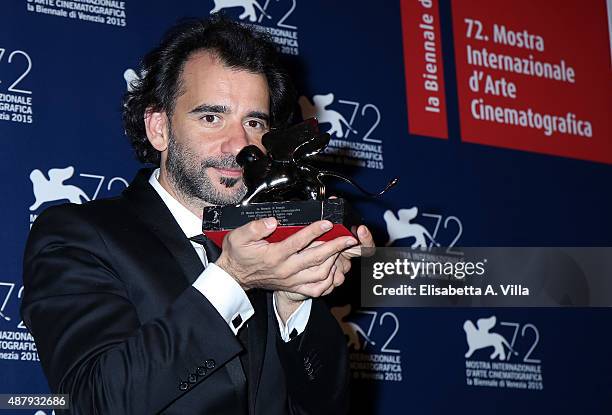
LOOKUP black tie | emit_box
[189,234,221,263]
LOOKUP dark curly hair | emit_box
[122,16,296,165]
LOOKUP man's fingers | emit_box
[227,217,277,246]
[292,235,357,270]
[279,249,351,298]
[276,220,334,256]
[221,219,365,292]
[336,256,352,274]
[357,225,375,247]
[341,225,375,259]
[321,284,335,296]
[280,252,337,291]
[302,263,345,297]
[293,263,337,297]
[333,268,346,287]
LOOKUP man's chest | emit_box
[97,216,203,323]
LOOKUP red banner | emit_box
[401,0,449,139]
[452,0,612,164]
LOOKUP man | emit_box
[21,16,373,414]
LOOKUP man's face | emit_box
[163,51,270,205]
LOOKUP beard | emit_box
[165,127,247,206]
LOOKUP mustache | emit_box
[200,156,241,170]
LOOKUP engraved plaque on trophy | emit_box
[202,118,398,247]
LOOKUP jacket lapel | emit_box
[124,169,270,413]
[122,169,204,285]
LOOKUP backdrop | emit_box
[2,0,611,413]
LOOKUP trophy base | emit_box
[202,198,360,247]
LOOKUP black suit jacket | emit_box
[21,169,349,414]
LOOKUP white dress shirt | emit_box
[149,169,311,341]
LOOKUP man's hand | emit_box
[282,224,375,298]
[272,224,374,323]
[215,217,358,296]
[333,224,375,290]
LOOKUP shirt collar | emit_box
[149,168,202,239]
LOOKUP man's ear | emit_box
[144,109,169,152]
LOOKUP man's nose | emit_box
[221,122,249,155]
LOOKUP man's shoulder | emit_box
[24,197,128,264]
[32,167,154,229]
[33,195,128,228]
[27,193,143,253]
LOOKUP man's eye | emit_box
[202,114,219,123]
[247,119,266,129]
